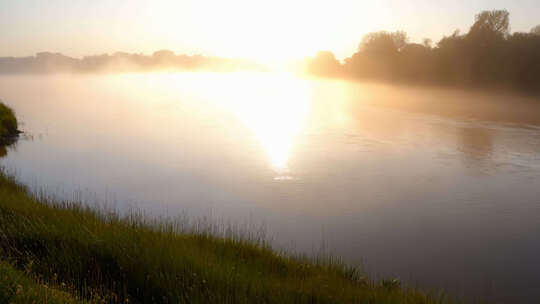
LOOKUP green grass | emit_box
[0,172,454,304]
[0,260,86,304]
[0,101,20,145]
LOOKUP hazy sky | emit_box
[1,0,539,62]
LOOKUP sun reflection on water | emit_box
[111,72,313,177]
[168,72,312,177]
[221,73,311,176]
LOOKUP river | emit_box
[1,73,540,302]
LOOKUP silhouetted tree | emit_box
[360,31,408,55]
[343,31,408,79]
[506,32,540,89]
[304,51,341,76]
[332,9,540,93]
[468,10,510,39]
[399,43,433,81]
[433,30,469,83]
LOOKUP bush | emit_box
[0,101,19,144]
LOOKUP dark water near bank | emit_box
[1,73,540,303]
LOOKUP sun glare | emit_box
[120,72,312,175]
[186,72,312,173]
[141,1,385,65]
[218,73,311,173]
[243,80,311,172]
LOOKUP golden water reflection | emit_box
[227,74,311,173]
[175,72,313,175]
[77,72,536,181]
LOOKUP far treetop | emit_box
[304,10,540,93]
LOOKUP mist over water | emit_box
[1,73,540,302]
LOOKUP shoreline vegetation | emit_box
[0,51,264,74]
[0,101,21,146]
[303,10,540,95]
[0,102,456,303]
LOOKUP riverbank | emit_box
[0,259,84,303]
[0,101,20,145]
[0,170,453,303]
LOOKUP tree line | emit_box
[0,50,262,74]
[305,10,540,93]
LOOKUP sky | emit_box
[1,0,539,63]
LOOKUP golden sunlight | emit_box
[174,72,311,172]
[147,0,385,64]
[3,1,540,302]
[211,73,311,173]
[104,72,311,175]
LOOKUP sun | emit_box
[143,0,384,66]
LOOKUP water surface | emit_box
[1,73,540,302]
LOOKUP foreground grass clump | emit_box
[0,260,86,304]
[0,172,452,304]
[0,101,19,145]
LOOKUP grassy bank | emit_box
[0,172,455,304]
[0,260,85,304]
[0,101,19,145]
